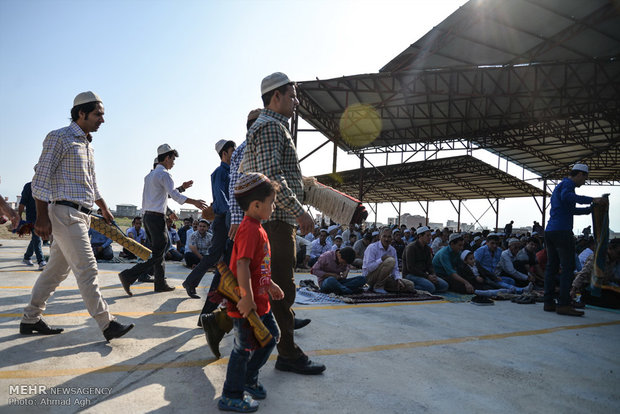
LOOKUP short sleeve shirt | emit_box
[227,216,272,318]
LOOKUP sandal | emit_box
[244,382,266,400]
[218,395,259,412]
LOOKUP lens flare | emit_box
[339,103,382,148]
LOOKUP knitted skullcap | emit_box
[234,172,270,195]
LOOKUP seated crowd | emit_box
[306,222,618,309]
[91,214,619,309]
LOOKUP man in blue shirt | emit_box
[19,181,46,269]
[474,234,502,275]
[544,163,607,316]
[182,139,235,299]
[88,228,114,261]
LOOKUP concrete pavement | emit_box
[0,239,619,413]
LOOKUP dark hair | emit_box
[339,247,356,264]
[218,141,236,158]
[235,180,279,211]
[70,101,98,122]
[487,235,500,242]
[247,117,258,131]
[261,83,293,107]
[569,169,587,177]
[449,237,463,245]
[132,216,142,225]
[608,238,619,248]
[526,237,540,245]
[157,151,176,163]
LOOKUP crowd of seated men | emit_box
[308,222,619,309]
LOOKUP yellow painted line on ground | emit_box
[0,285,207,290]
[0,300,448,318]
[1,319,618,379]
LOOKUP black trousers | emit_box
[122,212,168,288]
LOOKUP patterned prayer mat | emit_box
[339,291,444,304]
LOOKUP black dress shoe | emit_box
[103,320,135,341]
[543,302,556,312]
[556,305,584,316]
[155,284,176,293]
[275,355,326,375]
[201,313,225,359]
[182,281,200,299]
[138,275,155,283]
[119,271,133,297]
[294,318,311,330]
[20,319,64,335]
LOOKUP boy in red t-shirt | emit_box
[219,172,284,413]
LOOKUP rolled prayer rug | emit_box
[216,261,273,347]
[89,216,151,261]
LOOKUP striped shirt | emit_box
[242,109,304,226]
[32,122,101,207]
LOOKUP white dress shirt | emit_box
[141,164,187,214]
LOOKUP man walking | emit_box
[182,139,236,299]
[544,163,607,316]
[19,178,46,269]
[20,91,133,341]
[241,73,325,374]
[119,144,207,295]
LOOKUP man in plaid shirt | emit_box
[241,73,325,375]
[20,91,134,341]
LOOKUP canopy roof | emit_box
[381,0,620,71]
[314,155,548,203]
[296,0,620,182]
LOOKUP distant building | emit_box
[116,204,138,217]
[388,213,427,228]
[428,222,443,231]
[179,209,199,220]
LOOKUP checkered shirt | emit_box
[190,230,212,255]
[31,122,102,207]
[242,109,304,226]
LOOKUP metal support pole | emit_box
[495,199,499,232]
[374,203,378,227]
[332,142,337,174]
[458,200,461,232]
[398,202,402,226]
[292,111,298,147]
[426,201,429,225]
[358,156,364,202]
[542,179,547,228]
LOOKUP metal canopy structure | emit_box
[296,0,620,183]
[381,0,620,71]
[314,155,547,203]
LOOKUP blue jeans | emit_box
[404,274,449,293]
[544,230,575,306]
[24,231,43,263]
[223,311,279,399]
[320,276,366,294]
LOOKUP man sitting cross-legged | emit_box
[311,247,365,295]
[432,233,474,294]
[362,227,415,294]
[402,226,449,294]
[184,219,213,269]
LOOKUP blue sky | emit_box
[1,0,617,232]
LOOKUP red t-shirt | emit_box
[227,216,272,318]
